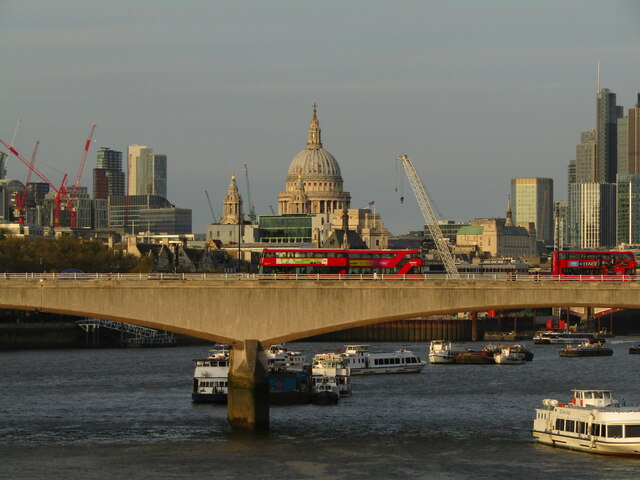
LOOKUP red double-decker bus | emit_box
[259,248,423,275]
[552,250,636,276]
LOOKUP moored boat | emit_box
[455,350,494,364]
[532,389,640,457]
[534,330,602,345]
[312,353,351,396]
[494,346,526,365]
[311,375,340,405]
[191,344,230,404]
[341,345,426,374]
[428,340,460,364]
[267,344,308,372]
[629,344,640,355]
[559,341,613,357]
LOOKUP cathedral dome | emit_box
[287,148,341,179]
[286,104,342,179]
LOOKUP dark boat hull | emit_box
[559,348,613,357]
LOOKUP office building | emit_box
[596,88,623,183]
[127,145,167,199]
[93,148,125,199]
[616,173,640,246]
[617,94,640,175]
[510,177,554,246]
[569,182,616,249]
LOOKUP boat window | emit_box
[625,425,640,438]
[585,392,594,399]
[591,424,601,436]
[594,392,603,399]
[565,420,576,432]
[555,418,565,430]
[577,421,587,434]
[603,392,611,399]
[607,425,623,438]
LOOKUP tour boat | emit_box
[191,344,230,403]
[493,346,526,365]
[312,353,351,396]
[559,341,613,357]
[532,390,640,457]
[340,345,426,374]
[267,344,308,372]
[311,375,340,405]
[428,340,459,364]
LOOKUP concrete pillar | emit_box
[471,312,478,342]
[227,340,269,430]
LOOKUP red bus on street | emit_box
[259,248,423,275]
[552,250,636,276]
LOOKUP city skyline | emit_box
[1,1,639,235]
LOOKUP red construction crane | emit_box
[68,124,96,228]
[0,139,68,228]
[14,140,40,224]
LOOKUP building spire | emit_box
[506,195,513,227]
[307,103,322,149]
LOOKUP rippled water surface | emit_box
[1,338,640,479]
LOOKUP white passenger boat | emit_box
[428,340,458,364]
[493,346,526,365]
[341,345,426,374]
[532,390,640,457]
[312,353,351,396]
[267,344,308,372]
[311,375,340,405]
[191,345,230,403]
[533,330,600,345]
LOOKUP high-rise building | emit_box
[569,182,616,249]
[617,94,640,175]
[575,130,597,183]
[93,148,125,199]
[616,173,640,246]
[127,145,167,199]
[510,177,554,246]
[596,88,623,183]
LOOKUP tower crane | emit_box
[204,190,218,223]
[14,140,39,224]
[1,118,21,177]
[68,124,96,228]
[243,164,257,224]
[397,155,460,278]
[0,139,68,228]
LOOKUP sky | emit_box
[1,0,639,235]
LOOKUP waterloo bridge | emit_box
[2,273,639,430]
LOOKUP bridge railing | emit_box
[0,272,639,282]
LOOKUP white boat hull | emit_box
[428,353,456,364]
[532,430,640,457]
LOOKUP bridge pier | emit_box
[227,340,269,430]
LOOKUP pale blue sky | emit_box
[1,1,639,234]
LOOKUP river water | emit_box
[1,338,640,479]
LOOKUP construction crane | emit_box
[204,190,218,223]
[269,205,275,215]
[243,164,257,224]
[14,140,39,224]
[397,155,460,278]
[1,118,21,177]
[68,124,96,228]
[0,139,68,228]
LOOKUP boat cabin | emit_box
[572,389,616,408]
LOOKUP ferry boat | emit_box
[532,390,640,457]
[191,344,230,404]
[428,340,459,364]
[312,353,351,396]
[311,375,340,405]
[267,344,308,372]
[559,341,613,357]
[493,346,526,365]
[340,345,426,374]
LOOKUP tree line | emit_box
[0,235,154,273]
